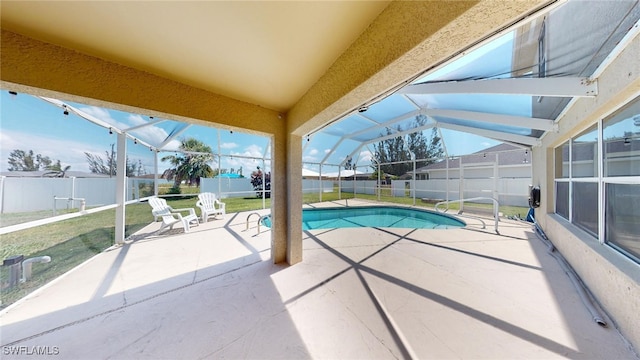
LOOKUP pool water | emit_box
[263,206,465,230]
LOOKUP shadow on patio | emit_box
[0,205,636,359]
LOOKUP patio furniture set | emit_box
[148,192,226,233]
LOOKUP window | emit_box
[555,142,569,178]
[603,100,640,177]
[556,181,569,220]
[554,141,570,220]
[606,183,640,260]
[572,182,598,236]
[554,96,640,263]
[572,125,598,178]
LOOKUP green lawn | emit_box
[0,193,276,308]
[0,202,152,308]
[0,187,528,308]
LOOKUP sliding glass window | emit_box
[554,96,640,263]
[603,98,640,261]
[572,125,598,236]
[555,142,570,220]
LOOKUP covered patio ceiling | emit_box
[3,1,639,168]
[0,1,391,113]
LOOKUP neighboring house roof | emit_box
[344,172,375,179]
[302,168,321,178]
[321,170,367,178]
[414,143,529,173]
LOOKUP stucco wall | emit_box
[532,29,640,350]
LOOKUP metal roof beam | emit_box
[344,144,365,167]
[399,77,598,97]
[320,138,344,164]
[38,96,158,149]
[437,123,540,147]
[358,122,436,148]
[424,108,557,131]
[348,109,425,139]
[123,118,166,132]
[264,141,271,160]
[39,97,123,134]
[157,123,191,149]
[355,112,384,126]
[320,109,425,163]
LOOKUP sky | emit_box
[0,92,270,176]
[0,91,502,176]
[0,32,514,176]
[0,33,516,176]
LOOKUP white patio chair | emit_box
[196,192,226,222]
[148,196,199,233]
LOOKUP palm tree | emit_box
[42,165,71,177]
[43,161,72,178]
[161,138,214,188]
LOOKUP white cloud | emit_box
[236,144,263,158]
[358,150,373,164]
[79,106,127,129]
[303,148,321,162]
[303,155,318,162]
[144,127,174,145]
[79,105,175,148]
[221,142,239,150]
[0,129,106,172]
[161,140,183,151]
[127,114,148,126]
[221,144,265,174]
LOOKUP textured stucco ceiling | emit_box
[0,1,390,112]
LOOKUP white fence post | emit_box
[0,176,5,214]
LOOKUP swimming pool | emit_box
[263,206,466,230]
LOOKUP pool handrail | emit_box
[245,212,261,231]
[245,212,271,235]
[434,197,500,234]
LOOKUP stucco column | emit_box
[270,129,287,263]
[286,133,303,265]
[271,130,302,265]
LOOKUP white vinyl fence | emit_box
[1,174,531,214]
[391,178,531,206]
[200,178,336,198]
[340,180,377,195]
[200,178,256,198]
[302,180,335,194]
[0,177,165,213]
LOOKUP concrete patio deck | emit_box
[0,200,637,359]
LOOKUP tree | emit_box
[43,161,72,178]
[250,166,271,198]
[161,138,214,188]
[344,156,355,171]
[425,127,444,162]
[372,115,444,176]
[85,143,139,177]
[7,149,59,171]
